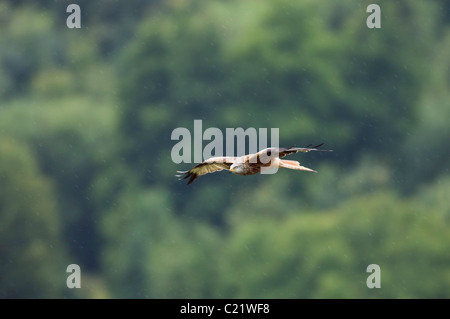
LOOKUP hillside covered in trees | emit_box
[1,0,450,298]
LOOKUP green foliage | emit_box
[218,192,450,298]
[1,0,450,299]
[119,0,436,178]
[146,223,221,298]
[118,0,439,226]
[0,97,120,271]
[101,187,178,298]
[118,2,229,186]
[397,29,450,192]
[0,137,66,298]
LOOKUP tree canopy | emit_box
[1,0,449,298]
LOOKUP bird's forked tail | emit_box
[279,159,317,173]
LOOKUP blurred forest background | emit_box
[1,0,450,298]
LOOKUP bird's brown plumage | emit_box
[176,143,332,184]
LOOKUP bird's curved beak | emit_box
[229,167,235,172]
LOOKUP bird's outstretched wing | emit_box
[176,156,237,184]
[278,143,333,158]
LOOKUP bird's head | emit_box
[230,162,245,174]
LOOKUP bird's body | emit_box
[176,144,332,184]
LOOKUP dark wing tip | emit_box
[312,143,324,148]
[187,172,197,184]
[280,143,333,155]
[305,143,333,152]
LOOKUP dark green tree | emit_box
[218,192,450,298]
[0,137,66,298]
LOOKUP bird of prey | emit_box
[176,143,332,184]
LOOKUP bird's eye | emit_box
[267,150,272,156]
